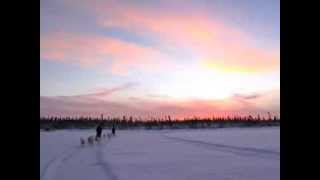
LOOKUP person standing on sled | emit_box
[112,124,116,136]
[96,123,103,140]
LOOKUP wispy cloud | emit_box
[41,32,173,75]
[233,93,261,100]
[50,82,138,101]
[41,88,279,118]
[40,0,279,118]
[41,0,279,75]
[86,0,279,73]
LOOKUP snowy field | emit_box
[40,127,280,180]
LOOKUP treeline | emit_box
[40,115,280,130]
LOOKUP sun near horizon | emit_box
[41,0,280,119]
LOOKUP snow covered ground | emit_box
[40,127,280,180]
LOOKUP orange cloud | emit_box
[42,0,279,74]
[41,86,279,119]
[88,1,279,73]
[40,96,278,119]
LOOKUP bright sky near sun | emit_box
[40,0,280,118]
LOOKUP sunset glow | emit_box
[41,0,280,119]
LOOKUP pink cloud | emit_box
[87,1,279,72]
[52,82,138,102]
[42,0,279,74]
[40,1,279,119]
[41,87,280,119]
[41,32,173,75]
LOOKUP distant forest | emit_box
[40,115,280,130]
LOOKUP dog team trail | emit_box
[41,133,117,180]
[40,128,280,180]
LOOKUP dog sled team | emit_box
[80,123,116,146]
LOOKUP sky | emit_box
[40,0,280,119]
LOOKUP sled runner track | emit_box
[41,152,62,180]
[95,137,119,180]
[40,146,83,180]
[164,135,280,159]
[61,146,83,163]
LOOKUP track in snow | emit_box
[41,146,83,180]
[94,138,119,180]
[41,137,115,180]
[163,135,280,160]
